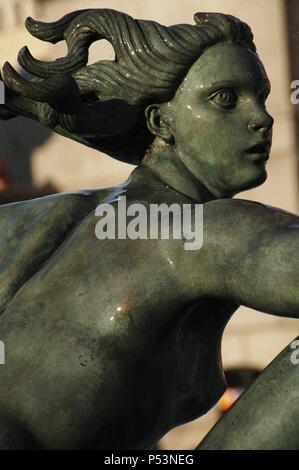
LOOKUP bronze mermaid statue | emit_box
[0,8,298,449]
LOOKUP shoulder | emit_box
[0,187,106,216]
[173,198,299,299]
[0,185,123,231]
[202,198,299,234]
[204,197,296,216]
[199,197,299,266]
[0,187,115,312]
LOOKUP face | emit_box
[162,42,273,198]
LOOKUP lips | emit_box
[245,142,271,162]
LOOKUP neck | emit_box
[142,145,217,203]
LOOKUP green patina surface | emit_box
[0,8,297,449]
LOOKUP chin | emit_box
[231,168,268,196]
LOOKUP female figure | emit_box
[0,9,298,449]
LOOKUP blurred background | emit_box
[0,0,298,449]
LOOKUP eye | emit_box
[209,89,238,109]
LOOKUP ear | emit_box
[145,104,174,144]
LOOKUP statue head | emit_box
[1,9,273,197]
[144,41,273,197]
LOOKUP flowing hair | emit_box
[1,9,256,164]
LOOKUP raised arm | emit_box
[186,198,299,318]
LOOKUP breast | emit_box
[170,297,239,426]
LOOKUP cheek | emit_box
[175,111,216,151]
[173,106,248,163]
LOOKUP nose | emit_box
[248,110,273,135]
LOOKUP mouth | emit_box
[245,142,271,162]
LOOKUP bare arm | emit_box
[188,198,299,318]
